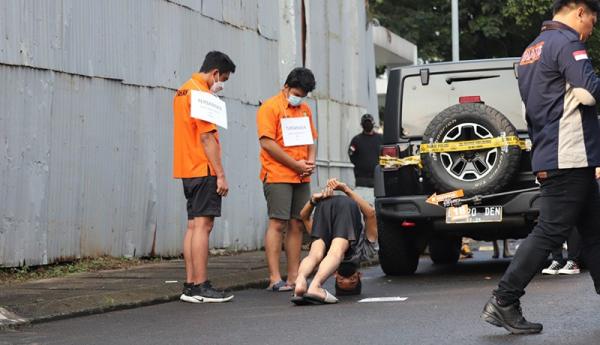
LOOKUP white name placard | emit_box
[190,90,228,129]
[281,117,314,147]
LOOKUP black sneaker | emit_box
[180,282,195,303]
[188,281,234,303]
[481,297,543,334]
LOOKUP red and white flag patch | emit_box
[573,50,589,61]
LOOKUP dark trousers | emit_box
[551,228,581,263]
[494,168,600,304]
[354,175,374,188]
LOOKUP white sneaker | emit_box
[542,260,562,275]
[558,260,580,275]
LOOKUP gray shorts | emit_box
[263,182,311,220]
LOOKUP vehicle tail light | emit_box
[381,145,399,157]
[459,96,482,104]
[401,221,416,228]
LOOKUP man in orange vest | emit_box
[173,51,236,303]
[257,67,318,291]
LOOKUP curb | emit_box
[0,258,379,331]
[0,279,269,331]
[0,278,271,332]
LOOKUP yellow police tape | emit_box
[380,155,423,169]
[420,135,530,153]
[379,135,531,169]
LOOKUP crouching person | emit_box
[292,178,377,305]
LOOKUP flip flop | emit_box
[302,288,338,305]
[291,294,311,306]
[266,280,293,292]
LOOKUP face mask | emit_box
[288,94,303,107]
[211,73,224,94]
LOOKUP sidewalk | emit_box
[0,251,279,330]
[0,251,379,330]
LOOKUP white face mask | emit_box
[210,73,224,94]
[288,94,303,107]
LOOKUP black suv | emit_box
[374,58,541,275]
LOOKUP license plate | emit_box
[445,205,503,224]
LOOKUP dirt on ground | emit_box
[0,256,167,285]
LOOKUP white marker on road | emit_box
[358,297,408,303]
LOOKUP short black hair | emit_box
[284,67,316,93]
[553,0,600,14]
[337,262,358,277]
[200,51,236,74]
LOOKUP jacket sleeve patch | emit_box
[520,41,545,65]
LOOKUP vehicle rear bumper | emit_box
[375,190,541,221]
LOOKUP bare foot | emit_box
[286,278,296,289]
[294,276,308,296]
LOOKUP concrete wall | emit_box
[0,0,377,267]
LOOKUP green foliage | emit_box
[0,256,164,284]
[369,0,599,65]
[504,0,600,70]
[370,0,452,61]
[504,0,551,27]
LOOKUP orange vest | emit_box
[173,73,220,178]
[256,91,318,183]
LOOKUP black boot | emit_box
[481,297,543,334]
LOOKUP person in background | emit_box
[460,239,513,260]
[493,239,513,259]
[348,114,383,188]
[541,229,581,275]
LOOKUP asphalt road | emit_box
[2,252,599,345]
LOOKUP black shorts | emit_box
[182,176,222,219]
[311,195,363,256]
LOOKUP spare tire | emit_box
[421,103,521,196]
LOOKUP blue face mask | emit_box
[288,94,304,107]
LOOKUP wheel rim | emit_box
[439,123,498,181]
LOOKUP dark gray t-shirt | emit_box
[311,195,377,264]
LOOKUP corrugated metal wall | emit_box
[0,0,377,267]
[305,0,373,186]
